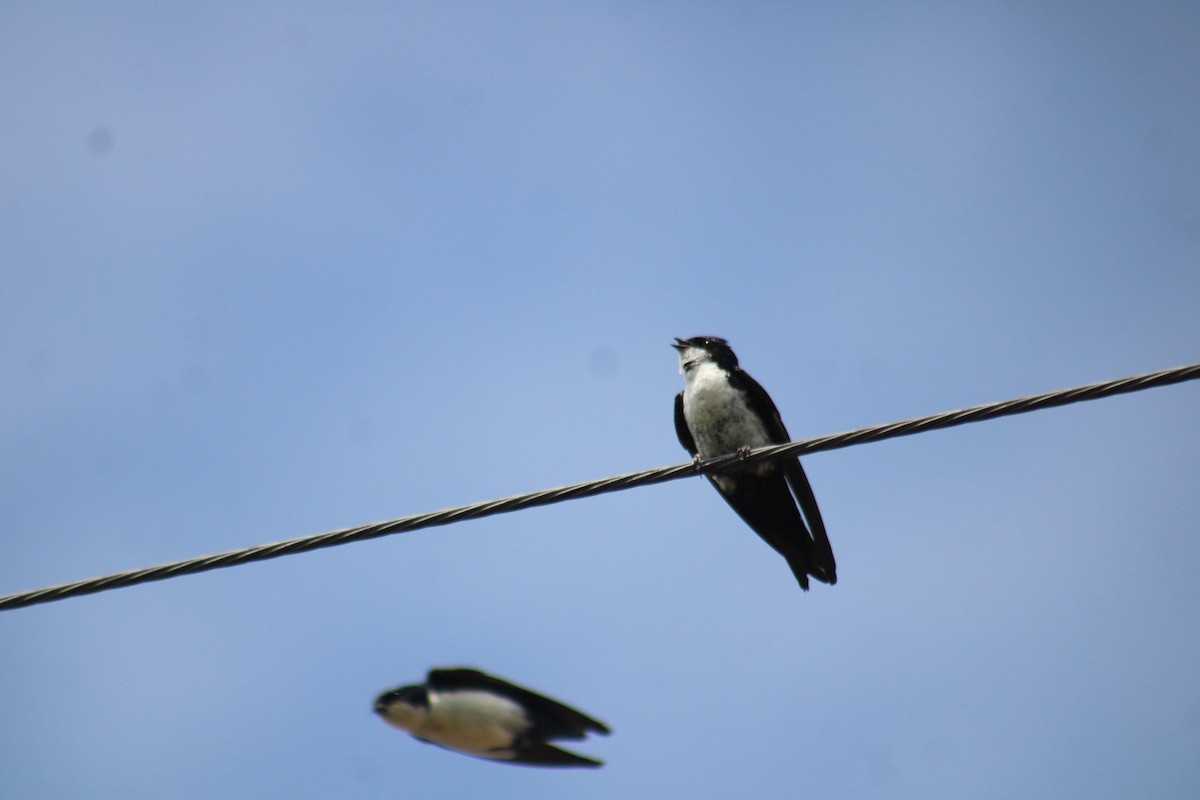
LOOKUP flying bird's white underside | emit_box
[418,691,529,758]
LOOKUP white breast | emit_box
[420,691,529,758]
[682,361,773,459]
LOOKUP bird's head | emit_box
[672,336,738,373]
[373,684,430,731]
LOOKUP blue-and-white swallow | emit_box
[373,667,611,768]
[673,336,836,590]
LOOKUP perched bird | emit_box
[672,335,836,590]
[373,667,611,768]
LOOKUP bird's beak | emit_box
[671,338,688,350]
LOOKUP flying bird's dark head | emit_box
[373,684,430,730]
[672,336,738,372]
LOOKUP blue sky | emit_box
[2,3,1199,798]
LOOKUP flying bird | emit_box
[373,667,611,768]
[673,335,836,590]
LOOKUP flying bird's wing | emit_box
[507,742,604,768]
[427,669,610,739]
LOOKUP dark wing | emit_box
[674,391,698,456]
[428,668,610,739]
[731,367,837,586]
[707,469,812,590]
[506,742,604,768]
[781,459,836,585]
[419,736,603,769]
[727,367,791,443]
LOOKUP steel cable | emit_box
[2,361,1197,612]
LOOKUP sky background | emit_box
[2,2,1199,798]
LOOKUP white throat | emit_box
[677,346,712,378]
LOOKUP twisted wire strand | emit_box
[2,361,1197,612]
